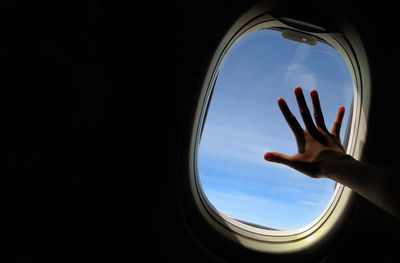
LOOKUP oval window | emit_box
[198,28,354,230]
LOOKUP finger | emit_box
[277,97,305,153]
[331,106,345,137]
[310,89,328,132]
[264,152,293,166]
[294,87,317,132]
[265,153,320,177]
[295,87,327,145]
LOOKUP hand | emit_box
[264,87,346,178]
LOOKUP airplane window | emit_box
[198,28,354,230]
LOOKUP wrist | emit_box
[318,151,356,179]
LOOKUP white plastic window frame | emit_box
[187,4,370,254]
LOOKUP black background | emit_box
[1,0,400,262]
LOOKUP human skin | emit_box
[264,87,400,219]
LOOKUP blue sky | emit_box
[198,29,353,230]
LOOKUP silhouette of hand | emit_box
[264,87,346,178]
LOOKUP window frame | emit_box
[185,4,370,255]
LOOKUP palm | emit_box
[264,87,346,178]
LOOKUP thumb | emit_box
[264,152,293,165]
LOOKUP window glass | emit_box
[198,28,353,230]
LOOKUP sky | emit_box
[198,28,354,230]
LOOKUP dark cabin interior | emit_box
[1,0,400,262]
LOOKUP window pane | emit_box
[198,28,353,230]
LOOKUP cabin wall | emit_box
[1,0,399,262]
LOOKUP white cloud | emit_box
[199,123,296,167]
[281,44,318,91]
[283,63,317,91]
[298,200,322,206]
